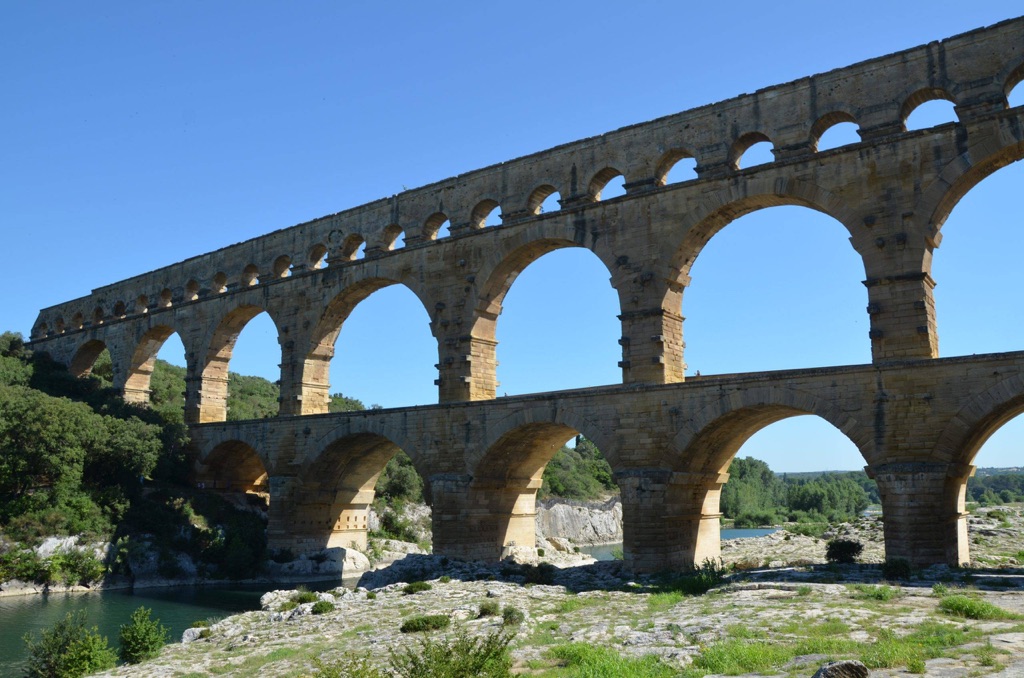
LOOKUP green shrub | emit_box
[0,548,46,583]
[939,594,1021,620]
[278,600,298,612]
[365,591,377,600]
[502,606,525,626]
[523,562,557,585]
[850,584,901,601]
[478,599,501,617]
[390,627,514,677]
[438,575,451,583]
[293,590,319,604]
[118,606,169,664]
[23,610,117,677]
[881,558,913,580]
[400,614,451,633]
[825,538,863,564]
[311,600,335,615]
[403,580,433,595]
[662,558,726,596]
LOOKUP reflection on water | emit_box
[581,527,778,561]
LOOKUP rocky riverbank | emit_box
[89,505,1024,677]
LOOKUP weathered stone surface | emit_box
[812,660,869,678]
[25,18,1024,573]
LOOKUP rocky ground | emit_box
[91,506,1024,677]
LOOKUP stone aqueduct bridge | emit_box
[26,18,1024,572]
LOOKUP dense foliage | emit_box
[721,457,875,526]
[23,611,116,678]
[967,471,1024,505]
[540,436,616,501]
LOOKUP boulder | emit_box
[812,660,869,678]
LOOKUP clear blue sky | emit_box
[3,2,1023,472]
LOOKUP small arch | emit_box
[424,212,450,240]
[656,149,698,185]
[71,312,84,330]
[470,199,501,229]
[902,88,958,131]
[158,288,173,308]
[332,234,365,262]
[113,301,127,318]
[382,224,405,251]
[135,295,149,314]
[811,112,860,152]
[34,322,48,339]
[70,339,108,378]
[730,132,775,169]
[91,306,105,326]
[54,317,65,334]
[587,167,626,201]
[242,265,260,287]
[213,272,228,294]
[185,279,200,301]
[272,255,292,278]
[527,185,561,215]
[308,244,329,270]
[1007,64,1024,108]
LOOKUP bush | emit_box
[523,562,556,585]
[366,591,377,600]
[118,606,169,664]
[478,600,501,617]
[24,610,117,677]
[390,627,515,677]
[311,600,335,615]
[502,606,525,626]
[400,614,451,633]
[825,538,864,564]
[293,590,319,604]
[881,558,913,580]
[403,580,433,595]
[48,548,106,586]
[661,558,726,596]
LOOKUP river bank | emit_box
[75,505,1024,676]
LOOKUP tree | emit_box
[24,610,116,677]
[118,606,169,664]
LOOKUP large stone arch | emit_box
[289,428,425,553]
[194,303,285,423]
[673,385,873,471]
[658,385,872,569]
[667,178,863,284]
[69,338,109,378]
[457,404,618,561]
[193,438,270,494]
[298,276,438,415]
[122,323,188,406]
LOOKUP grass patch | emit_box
[849,584,901,601]
[478,600,501,618]
[292,590,319,604]
[547,643,676,677]
[939,594,1022,620]
[311,600,335,615]
[554,597,596,614]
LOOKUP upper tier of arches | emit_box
[31,18,1024,340]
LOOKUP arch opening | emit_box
[309,244,329,270]
[382,224,405,251]
[273,256,292,279]
[485,245,621,395]
[732,133,774,169]
[69,339,109,379]
[471,199,502,229]
[213,272,228,294]
[929,158,1024,358]
[588,168,626,201]
[679,204,867,376]
[199,308,281,423]
[196,440,269,495]
[675,406,877,568]
[242,265,260,287]
[527,185,561,215]
[903,90,958,131]
[658,150,699,185]
[291,433,425,553]
[301,280,436,414]
[463,422,617,561]
[425,213,450,240]
[815,120,861,152]
[123,326,187,416]
[1009,78,1024,109]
